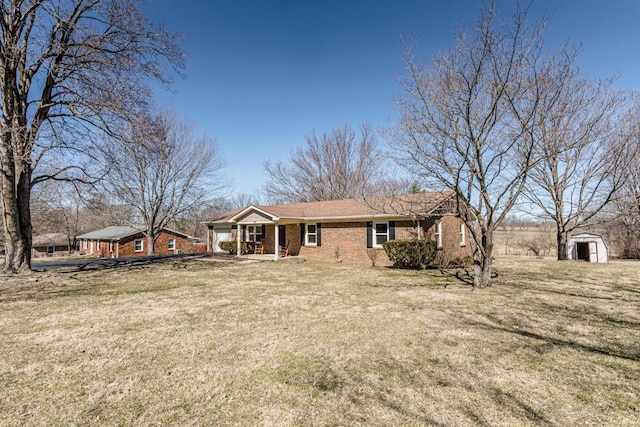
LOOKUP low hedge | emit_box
[218,240,254,255]
[382,239,438,269]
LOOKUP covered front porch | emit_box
[230,207,301,260]
[206,205,302,259]
[233,222,300,260]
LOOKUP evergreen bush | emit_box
[382,240,438,269]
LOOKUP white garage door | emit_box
[213,227,232,252]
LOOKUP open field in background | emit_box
[1,257,639,426]
[494,228,557,257]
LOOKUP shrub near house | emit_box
[383,240,438,269]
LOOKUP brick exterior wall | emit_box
[296,217,470,267]
[224,216,470,267]
[78,230,193,258]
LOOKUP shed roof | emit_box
[569,232,604,239]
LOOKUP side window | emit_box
[459,222,466,246]
[435,220,442,248]
[306,224,317,245]
[134,239,144,252]
[168,238,176,250]
[373,222,389,248]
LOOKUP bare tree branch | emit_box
[262,123,384,203]
[0,0,184,273]
[522,64,630,259]
[98,108,228,255]
[391,1,564,288]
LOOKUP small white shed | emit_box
[567,232,608,263]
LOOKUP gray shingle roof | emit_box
[32,233,70,247]
[76,226,145,241]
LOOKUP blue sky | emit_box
[146,0,640,196]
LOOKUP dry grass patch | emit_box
[0,257,639,426]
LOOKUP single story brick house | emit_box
[32,233,74,257]
[77,226,198,258]
[205,192,471,266]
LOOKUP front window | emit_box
[306,224,317,245]
[374,222,389,248]
[109,241,114,253]
[134,239,143,252]
[435,220,442,248]
[47,246,54,254]
[459,223,465,246]
[82,240,88,249]
[168,238,175,250]
[246,225,262,242]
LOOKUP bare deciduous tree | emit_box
[99,110,227,255]
[523,70,629,260]
[31,181,84,251]
[0,0,183,273]
[613,111,640,257]
[391,2,566,288]
[263,123,383,203]
[77,192,135,232]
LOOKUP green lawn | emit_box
[1,257,638,426]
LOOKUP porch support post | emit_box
[274,222,279,261]
[236,224,242,257]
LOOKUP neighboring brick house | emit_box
[32,233,74,257]
[205,192,471,267]
[77,226,198,258]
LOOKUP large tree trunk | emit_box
[471,229,494,288]
[557,227,569,261]
[1,161,32,274]
[146,234,156,256]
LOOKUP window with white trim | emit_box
[109,241,114,253]
[246,225,262,242]
[306,223,317,245]
[459,222,466,246]
[47,246,54,254]
[168,238,176,250]
[134,239,143,252]
[374,222,389,248]
[82,240,88,249]
[435,220,442,248]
